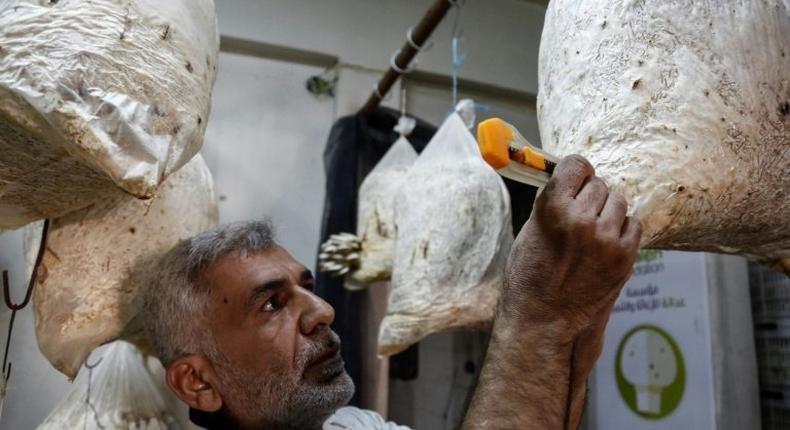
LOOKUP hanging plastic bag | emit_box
[538,0,790,272]
[38,340,189,430]
[319,117,419,289]
[378,101,513,356]
[24,155,218,379]
[352,133,418,287]
[0,0,220,229]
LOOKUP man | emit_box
[142,155,641,429]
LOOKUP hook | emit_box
[406,26,434,52]
[83,351,105,430]
[390,50,417,75]
[400,86,407,117]
[84,356,103,370]
[372,83,392,102]
[394,88,416,137]
[2,219,50,384]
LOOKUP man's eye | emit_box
[262,296,281,312]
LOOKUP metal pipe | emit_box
[359,0,455,113]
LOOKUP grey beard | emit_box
[208,330,355,429]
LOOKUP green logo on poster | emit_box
[615,325,685,419]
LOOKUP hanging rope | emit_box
[450,0,466,108]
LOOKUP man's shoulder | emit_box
[323,407,412,430]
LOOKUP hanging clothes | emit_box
[316,107,435,405]
[503,176,537,233]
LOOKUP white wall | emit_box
[215,0,546,95]
[201,52,335,266]
[0,1,546,428]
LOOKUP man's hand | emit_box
[502,154,641,337]
[462,155,641,430]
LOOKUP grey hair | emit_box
[142,220,277,366]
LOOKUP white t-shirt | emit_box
[323,407,412,430]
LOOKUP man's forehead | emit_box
[202,246,308,290]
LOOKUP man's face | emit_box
[200,246,354,428]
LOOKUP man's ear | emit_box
[166,355,223,413]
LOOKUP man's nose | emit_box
[297,289,335,335]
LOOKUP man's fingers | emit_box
[575,176,608,214]
[545,155,595,199]
[621,216,643,251]
[599,192,628,231]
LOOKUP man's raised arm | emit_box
[462,155,642,429]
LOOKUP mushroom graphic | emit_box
[621,328,678,414]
